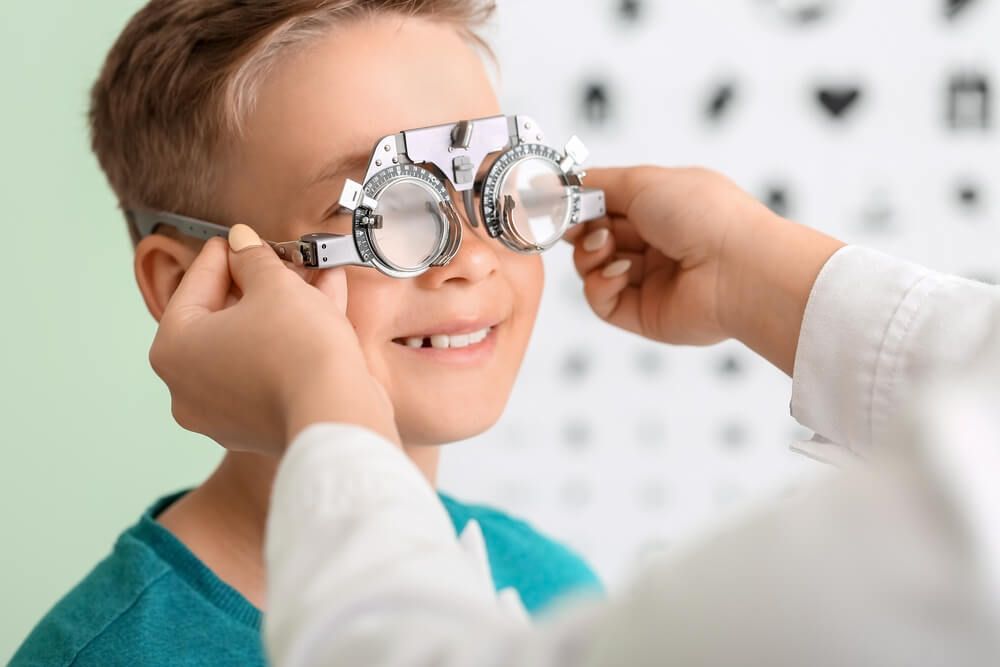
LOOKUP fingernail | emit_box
[583,228,609,252]
[229,224,263,252]
[602,259,632,279]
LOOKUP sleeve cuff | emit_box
[790,246,937,453]
[267,422,450,553]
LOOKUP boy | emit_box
[13,1,600,664]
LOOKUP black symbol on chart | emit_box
[756,0,836,26]
[946,0,981,20]
[618,0,643,23]
[704,82,738,122]
[956,180,984,213]
[720,422,750,450]
[959,185,979,206]
[582,82,612,126]
[560,349,592,383]
[635,347,666,377]
[716,354,745,378]
[763,185,792,217]
[861,189,894,233]
[816,85,863,120]
[947,72,992,130]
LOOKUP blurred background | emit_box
[2,0,999,659]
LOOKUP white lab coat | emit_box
[264,246,1000,666]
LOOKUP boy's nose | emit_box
[416,204,499,289]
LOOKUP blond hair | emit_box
[89,0,495,243]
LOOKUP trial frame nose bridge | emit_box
[351,115,603,249]
[368,115,518,191]
[366,115,562,230]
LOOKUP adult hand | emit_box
[569,166,845,374]
[149,225,399,454]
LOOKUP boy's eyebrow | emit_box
[309,151,373,187]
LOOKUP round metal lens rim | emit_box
[359,164,452,277]
[480,143,578,253]
[495,157,570,253]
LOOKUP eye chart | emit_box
[439,0,1000,585]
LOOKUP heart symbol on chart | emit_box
[816,86,863,119]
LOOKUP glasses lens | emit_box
[500,158,571,249]
[371,179,445,271]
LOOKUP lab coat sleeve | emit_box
[791,245,1000,456]
[265,421,1000,667]
[263,249,1000,667]
[264,423,604,667]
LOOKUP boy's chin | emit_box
[396,405,505,447]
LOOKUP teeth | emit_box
[402,327,492,350]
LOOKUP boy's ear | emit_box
[134,234,201,322]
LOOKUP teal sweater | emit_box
[13,492,601,666]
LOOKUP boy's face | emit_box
[215,15,544,446]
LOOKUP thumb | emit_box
[227,224,287,294]
[581,166,649,217]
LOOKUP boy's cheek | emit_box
[508,255,545,326]
[333,255,544,444]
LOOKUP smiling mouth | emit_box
[392,325,495,350]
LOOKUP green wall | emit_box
[0,3,220,660]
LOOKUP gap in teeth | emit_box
[401,326,491,349]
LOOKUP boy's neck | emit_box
[157,442,440,610]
